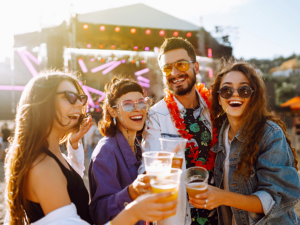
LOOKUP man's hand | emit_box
[69,115,93,150]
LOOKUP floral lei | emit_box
[164,83,218,171]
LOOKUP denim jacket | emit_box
[139,90,213,225]
[211,119,300,225]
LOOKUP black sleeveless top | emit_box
[26,147,92,224]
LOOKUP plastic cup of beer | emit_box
[150,168,182,217]
[159,138,187,169]
[142,151,174,178]
[182,167,209,198]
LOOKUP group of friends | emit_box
[4,37,300,225]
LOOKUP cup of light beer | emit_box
[150,168,182,217]
[182,167,209,198]
[142,151,174,178]
[159,138,187,169]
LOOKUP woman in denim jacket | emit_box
[189,60,300,224]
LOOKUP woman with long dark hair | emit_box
[5,71,93,224]
[189,61,300,224]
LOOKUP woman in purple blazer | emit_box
[88,77,176,225]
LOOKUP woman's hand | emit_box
[69,115,93,150]
[126,192,179,223]
[128,174,153,200]
[189,185,226,210]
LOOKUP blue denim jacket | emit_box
[211,119,300,225]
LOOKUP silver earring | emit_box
[113,117,116,125]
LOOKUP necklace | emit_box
[130,142,140,157]
[164,83,218,171]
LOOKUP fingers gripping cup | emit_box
[159,138,187,169]
[142,152,177,224]
[182,167,209,198]
[150,168,182,217]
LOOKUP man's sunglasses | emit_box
[161,60,195,77]
[217,86,254,99]
[57,91,88,106]
[112,97,149,112]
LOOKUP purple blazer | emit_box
[88,129,143,225]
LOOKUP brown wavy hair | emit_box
[100,76,146,137]
[5,70,86,224]
[210,59,298,182]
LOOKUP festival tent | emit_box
[77,3,200,31]
[280,96,300,109]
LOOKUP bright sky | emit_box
[0,0,299,62]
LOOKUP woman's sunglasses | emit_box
[57,91,88,106]
[161,60,195,77]
[112,97,149,112]
[217,86,254,99]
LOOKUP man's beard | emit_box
[166,69,196,96]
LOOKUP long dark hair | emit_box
[100,76,145,137]
[210,59,298,182]
[5,70,86,224]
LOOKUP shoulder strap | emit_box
[41,147,71,174]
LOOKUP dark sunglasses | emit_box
[161,60,195,77]
[112,97,149,112]
[57,91,88,106]
[217,86,254,99]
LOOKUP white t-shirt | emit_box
[223,124,237,225]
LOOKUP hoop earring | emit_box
[117,108,130,142]
[113,117,116,125]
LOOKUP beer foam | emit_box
[186,182,207,190]
[151,181,178,189]
[146,165,171,176]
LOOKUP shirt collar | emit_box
[115,129,141,168]
[172,89,207,115]
[211,118,245,153]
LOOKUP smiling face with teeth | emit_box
[159,49,199,96]
[219,71,252,121]
[110,92,147,134]
[53,80,85,134]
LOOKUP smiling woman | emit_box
[88,77,154,225]
[188,60,300,225]
[5,70,94,224]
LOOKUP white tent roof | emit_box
[77,3,199,31]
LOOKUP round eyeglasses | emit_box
[112,97,149,112]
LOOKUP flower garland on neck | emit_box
[164,83,218,171]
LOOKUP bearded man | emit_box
[139,37,218,225]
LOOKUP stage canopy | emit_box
[77,3,200,31]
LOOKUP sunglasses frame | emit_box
[161,60,195,77]
[57,91,88,106]
[112,97,149,112]
[217,86,254,99]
